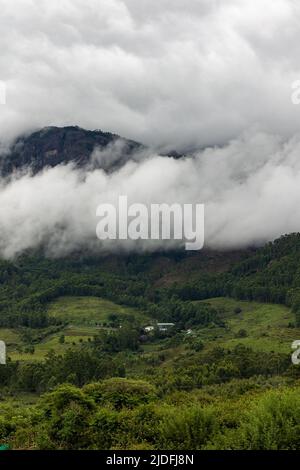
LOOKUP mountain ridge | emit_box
[0,125,143,176]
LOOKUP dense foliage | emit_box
[1,233,300,449]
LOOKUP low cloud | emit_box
[1,131,300,258]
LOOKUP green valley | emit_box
[1,234,300,449]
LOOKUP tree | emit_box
[59,335,65,344]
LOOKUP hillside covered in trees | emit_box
[1,233,300,449]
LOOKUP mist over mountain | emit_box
[0,1,300,259]
[0,126,300,259]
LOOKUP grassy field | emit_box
[129,298,299,375]
[196,297,299,353]
[0,328,20,346]
[3,296,150,362]
[47,296,148,324]
[1,295,298,363]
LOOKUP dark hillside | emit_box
[0,126,142,176]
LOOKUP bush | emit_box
[90,408,119,449]
[234,307,242,314]
[158,405,218,450]
[84,378,157,410]
[38,384,95,449]
[236,388,300,449]
[235,329,248,338]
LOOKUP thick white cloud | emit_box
[0,0,300,149]
[1,132,300,258]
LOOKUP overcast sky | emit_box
[1,0,300,150]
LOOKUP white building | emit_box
[144,323,175,333]
[144,325,155,332]
[157,323,175,332]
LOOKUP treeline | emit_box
[0,337,293,394]
[0,256,222,329]
[2,233,300,330]
[165,234,300,325]
[0,349,120,392]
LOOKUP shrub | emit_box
[38,384,95,449]
[90,408,119,449]
[158,405,218,450]
[235,329,247,338]
[84,378,157,410]
[237,388,300,449]
[234,307,242,314]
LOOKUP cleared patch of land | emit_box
[196,297,298,353]
[47,296,148,324]
[3,296,150,362]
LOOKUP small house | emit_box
[157,322,175,332]
[144,325,155,332]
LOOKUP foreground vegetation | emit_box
[2,379,300,450]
